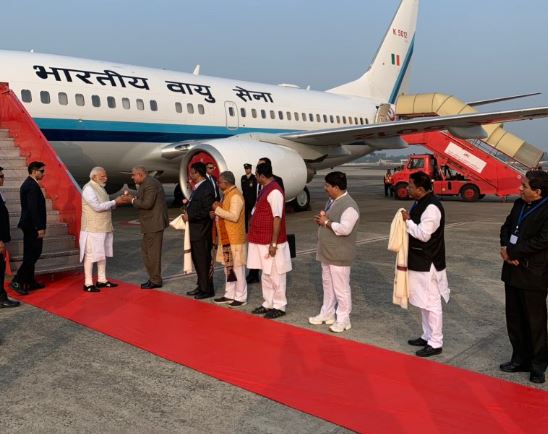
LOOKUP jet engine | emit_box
[179,135,307,203]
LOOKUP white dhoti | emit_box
[408,264,450,349]
[80,232,114,286]
[320,262,352,324]
[224,265,247,302]
[247,242,292,311]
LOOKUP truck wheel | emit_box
[290,186,311,211]
[460,185,480,202]
[394,183,409,200]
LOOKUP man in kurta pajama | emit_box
[402,171,450,357]
[80,167,129,292]
[211,171,248,307]
[247,162,292,319]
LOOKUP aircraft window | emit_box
[342,116,347,124]
[323,114,328,123]
[228,106,236,117]
[278,111,284,120]
[286,112,292,121]
[91,95,101,108]
[349,116,353,125]
[107,96,116,109]
[175,102,182,113]
[198,104,205,115]
[354,117,359,124]
[187,103,194,114]
[122,98,130,109]
[58,92,68,105]
[136,99,144,111]
[302,113,306,122]
[359,117,364,125]
[150,100,158,111]
[75,94,85,106]
[365,118,369,124]
[336,115,340,124]
[316,114,321,122]
[294,112,299,121]
[309,113,314,122]
[240,107,246,117]
[329,115,334,123]
[261,109,266,119]
[21,89,32,103]
[270,110,275,119]
[251,108,257,118]
[40,91,50,104]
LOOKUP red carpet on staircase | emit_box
[8,274,548,433]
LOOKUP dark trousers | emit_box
[505,284,548,373]
[14,228,43,286]
[384,184,393,197]
[191,237,214,295]
[0,254,6,300]
[141,230,164,285]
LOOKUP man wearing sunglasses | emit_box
[10,161,47,295]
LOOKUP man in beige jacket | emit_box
[211,171,247,307]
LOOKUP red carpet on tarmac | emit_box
[9,274,548,433]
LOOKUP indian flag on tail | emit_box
[391,53,401,66]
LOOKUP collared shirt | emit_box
[328,192,360,237]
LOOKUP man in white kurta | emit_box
[247,163,292,319]
[80,167,128,292]
[402,172,450,357]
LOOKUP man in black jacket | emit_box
[500,170,548,384]
[10,161,47,296]
[0,166,20,308]
[184,162,216,299]
[206,162,221,201]
[240,163,257,233]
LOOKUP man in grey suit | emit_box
[130,166,169,289]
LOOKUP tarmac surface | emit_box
[1,167,546,433]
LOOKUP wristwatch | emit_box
[324,219,330,227]
[271,242,277,247]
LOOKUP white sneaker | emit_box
[329,322,351,333]
[308,314,336,325]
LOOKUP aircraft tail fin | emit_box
[327,0,419,104]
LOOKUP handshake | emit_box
[115,190,135,206]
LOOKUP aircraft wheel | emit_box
[460,185,480,202]
[291,186,311,211]
[394,183,409,200]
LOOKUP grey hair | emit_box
[89,166,106,179]
[219,171,235,185]
[132,166,147,175]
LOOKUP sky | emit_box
[1,0,547,150]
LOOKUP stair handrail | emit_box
[0,83,81,242]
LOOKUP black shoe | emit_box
[416,345,442,357]
[530,371,546,384]
[141,281,162,289]
[214,296,233,304]
[10,281,28,296]
[0,298,20,308]
[246,276,260,284]
[83,284,100,293]
[29,281,46,290]
[194,292,214,300]
[229,300,247,307]
[96,281,118,288]
[251,306,271,315]
[408,337,428,347]
[140,280,151,289]
[499,361,530,373]
[186,288,201,296]
[264,309,286,319]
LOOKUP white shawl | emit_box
[388,208,409,309]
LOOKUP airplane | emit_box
[0,0,547,210]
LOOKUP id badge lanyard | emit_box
[510,196,548,244]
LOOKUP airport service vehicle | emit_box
[391,132,523,201]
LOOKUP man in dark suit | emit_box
[246,157,285,284]
[130,166,169,289]
[184,162,216,299]
[10,161,47,296]
[0,166,20,308]
[240,163,257,233]
[500,170,548,384]
[206,162,221,201]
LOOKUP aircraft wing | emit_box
[467,92,540,107]
[281,106,548,146]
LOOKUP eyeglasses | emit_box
[37,169,45,173]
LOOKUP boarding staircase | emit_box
[0,83,81,275]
